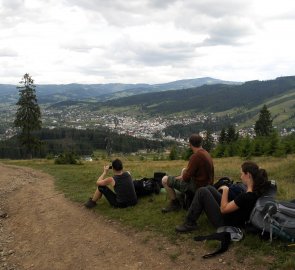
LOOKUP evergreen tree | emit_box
[203,129,214,152]
[226,125,238,143]
[169,145,178,160]
[254,105,273,136]
[14,73,42,158]
[219,128,226,144]
[240,136,252,158]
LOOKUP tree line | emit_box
[209,105,295,158]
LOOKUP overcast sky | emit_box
[1,0,295,84]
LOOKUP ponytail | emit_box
[241,161,270,196]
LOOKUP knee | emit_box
[162,176,168,186]
[196,187,208,197]
[98,186,106,192]
[181,168,186,176]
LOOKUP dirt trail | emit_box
[0,163,262,270]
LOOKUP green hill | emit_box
[100,76,295,115]
[93,76,295,130]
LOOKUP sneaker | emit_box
[161,199,181,213]
[175,222,198,233]
[84,198,97,209]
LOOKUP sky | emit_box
[1,0,295,85]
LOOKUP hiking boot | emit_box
[161,199,181,213]
[84,198,97,209]
[175,222,198,233]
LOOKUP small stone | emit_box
[218,258,223,263]
[8,250,14,255]
[0,211,7,218]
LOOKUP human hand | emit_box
[218,185,229,192]
[103,165,110,172]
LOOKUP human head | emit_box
[189,134,203,148]
[241,161,269,195]
[112,158,123,171]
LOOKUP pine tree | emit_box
[169,145,178,160]
[14,73,42,158]
[226,125,238,143]
[203,129,214,152]
[219,128,226,144]
[255,105,273,136]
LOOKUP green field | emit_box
[3,155,295,269]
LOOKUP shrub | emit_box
[54,152,82,165]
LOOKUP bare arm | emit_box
[96,165,115,186]
[219,186,239,214]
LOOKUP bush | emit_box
[54,152,82,165]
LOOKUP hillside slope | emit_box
[100,76,295,117]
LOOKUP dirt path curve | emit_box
[0,163,258,270]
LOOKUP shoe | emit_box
[161,199,181,213]
[84,198,97,209]
[175,222,198,233]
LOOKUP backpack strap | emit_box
[194,232,231,258]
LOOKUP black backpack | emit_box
[214,177,246,201]
[133,177,161,197]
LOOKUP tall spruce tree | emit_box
[226,125,238,143]
[254,105,273,136]
[219,128,226,144]
[14,73,42,158]
[203,129,214,152]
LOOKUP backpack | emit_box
[153,172,166,188]
[249,181,295,242]
[133,177,161,197]
[214,177,247,201]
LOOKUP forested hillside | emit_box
[101,76,295,115]
[0,128,171,159]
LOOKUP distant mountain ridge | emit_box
[0,77,240,104]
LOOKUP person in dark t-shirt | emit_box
[175,161,270,232]
[84,159,137,209]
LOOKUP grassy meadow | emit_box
[3,154,295,269]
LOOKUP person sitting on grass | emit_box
[175,161,271,232]
[161,134,214,213]
[84,158,138,209]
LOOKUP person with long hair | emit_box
[176,161,270,232]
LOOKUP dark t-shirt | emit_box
[113,172,137,204]
[223,192,258,227]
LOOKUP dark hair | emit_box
[241,161,270,196]
[189,134,203,147]
[112,159,123,171]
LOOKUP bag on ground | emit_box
[249,180,295,242]
[133,177,161,197]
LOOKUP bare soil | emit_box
[0,163,264,270]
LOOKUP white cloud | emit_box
[0,0,294,84]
